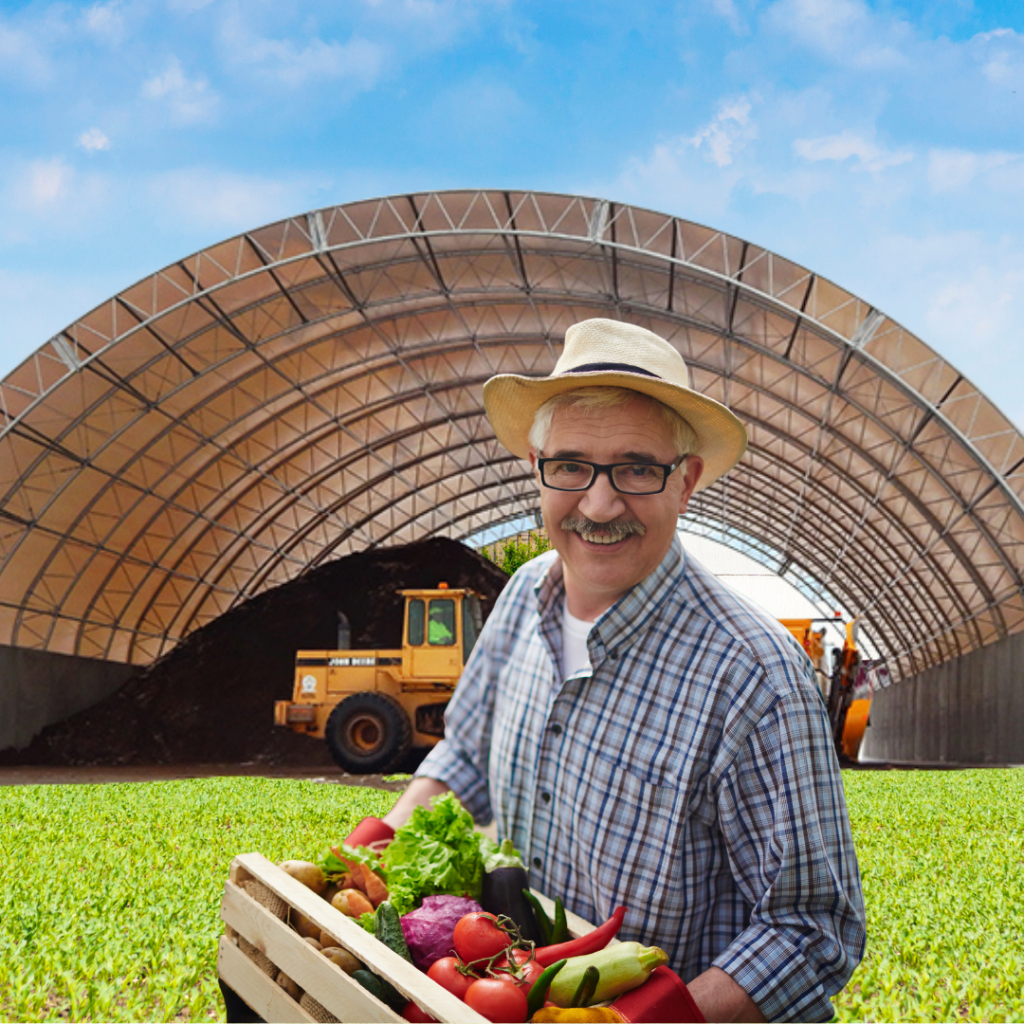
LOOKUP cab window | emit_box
[428,599,456,646]
[463,595,482,662]
[407,599,425,646]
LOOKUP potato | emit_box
[278,860,327,895]
[331,888,374,917]
[291,908,322,940]
[319,929,338,948]
[321,882,340,906]
[276,970,302,1001]
[320,946,362,975]
[303,936,323,951]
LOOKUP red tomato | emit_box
[453,912,512,963]
[402,1001,438,1023]
[464,977,528,1023]
[493,948,544,990]
[426,956,476,1000]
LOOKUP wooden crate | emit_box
[218,852,599,1024]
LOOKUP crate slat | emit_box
[224,852,490,1023]
[218,936,316,1024]
[222,879,402,1023]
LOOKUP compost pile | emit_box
[3,539,508,768]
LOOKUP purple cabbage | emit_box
[400,895,483,970]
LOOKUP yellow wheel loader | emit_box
[274,583,484,774]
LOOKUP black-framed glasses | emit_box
[537,457,685,494]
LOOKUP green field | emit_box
[0,770,1021,1023]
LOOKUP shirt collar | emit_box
[533,534,687,657]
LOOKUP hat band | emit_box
[563,361,661,378]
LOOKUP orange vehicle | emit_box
[274,583,484,774]
[780,616,873,761]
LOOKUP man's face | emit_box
[530,396,704,618]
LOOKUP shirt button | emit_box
[609,648,619,660]
[551,724,563,736]
[541,791,551,804]
[532,856,542,869]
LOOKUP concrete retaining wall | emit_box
[0,645,135,753]
[860,630,1024,765]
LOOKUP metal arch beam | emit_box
[24,222,1018,604]
[19,307,999,659]
[9,319,999,663]
[0,189,1020,671]
[86,328,956,667]
[12,284,1009,649]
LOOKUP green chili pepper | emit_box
[526,958,567,1019]
[570,966,600,1008]
[551,896,569,945]
[523,888,554,945]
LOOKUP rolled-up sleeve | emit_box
[712,691,867,1022]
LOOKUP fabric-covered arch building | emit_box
[2,190,1023,762]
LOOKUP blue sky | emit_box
[2,0,1023,427]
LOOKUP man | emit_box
[381,319,866,1022]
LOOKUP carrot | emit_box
[361,866,390,907]
[348,861,389,907]
[332,888,374,917]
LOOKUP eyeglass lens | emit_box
[542,460,668,493]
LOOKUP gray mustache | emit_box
[560,515,647,538]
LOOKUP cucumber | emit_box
[352,969,406,1013]
[374,901,412,963]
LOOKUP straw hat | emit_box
[482,318,747,491]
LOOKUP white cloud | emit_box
[147,169,310,231]
[0,22,51,85]
[794,131,913,173]
[83,2,125,44]
[689,96,754,168]
[26,159,74,205]
[221,12,385,90]
[705,0,748,35]
[78,128,111,152]
[764,0,911,69]
[926,148,1022,192]
[254,34,384,88]
[972,27,1024,89]
[142,56,218,123]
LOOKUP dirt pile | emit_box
[2,539,509,767]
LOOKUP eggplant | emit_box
[480,838,543,943]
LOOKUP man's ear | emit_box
[678,456,704,514]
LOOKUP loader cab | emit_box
[401,584,483,678]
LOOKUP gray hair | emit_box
[528,387,698,455]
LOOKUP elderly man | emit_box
[381,319,866,1022]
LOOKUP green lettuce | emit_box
[380,792,500,915]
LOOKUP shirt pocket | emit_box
[571,750,691,911]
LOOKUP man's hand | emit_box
[687,967,766,1023]
[382,776,451,830]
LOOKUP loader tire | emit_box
[325,692,412,775]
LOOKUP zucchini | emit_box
[547,943,669,1007]
[373,901,412,962]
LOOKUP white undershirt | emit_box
[561,600,594,679]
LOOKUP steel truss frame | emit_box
[0,189,1021,681]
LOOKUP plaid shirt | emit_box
[417,537,866,1022]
